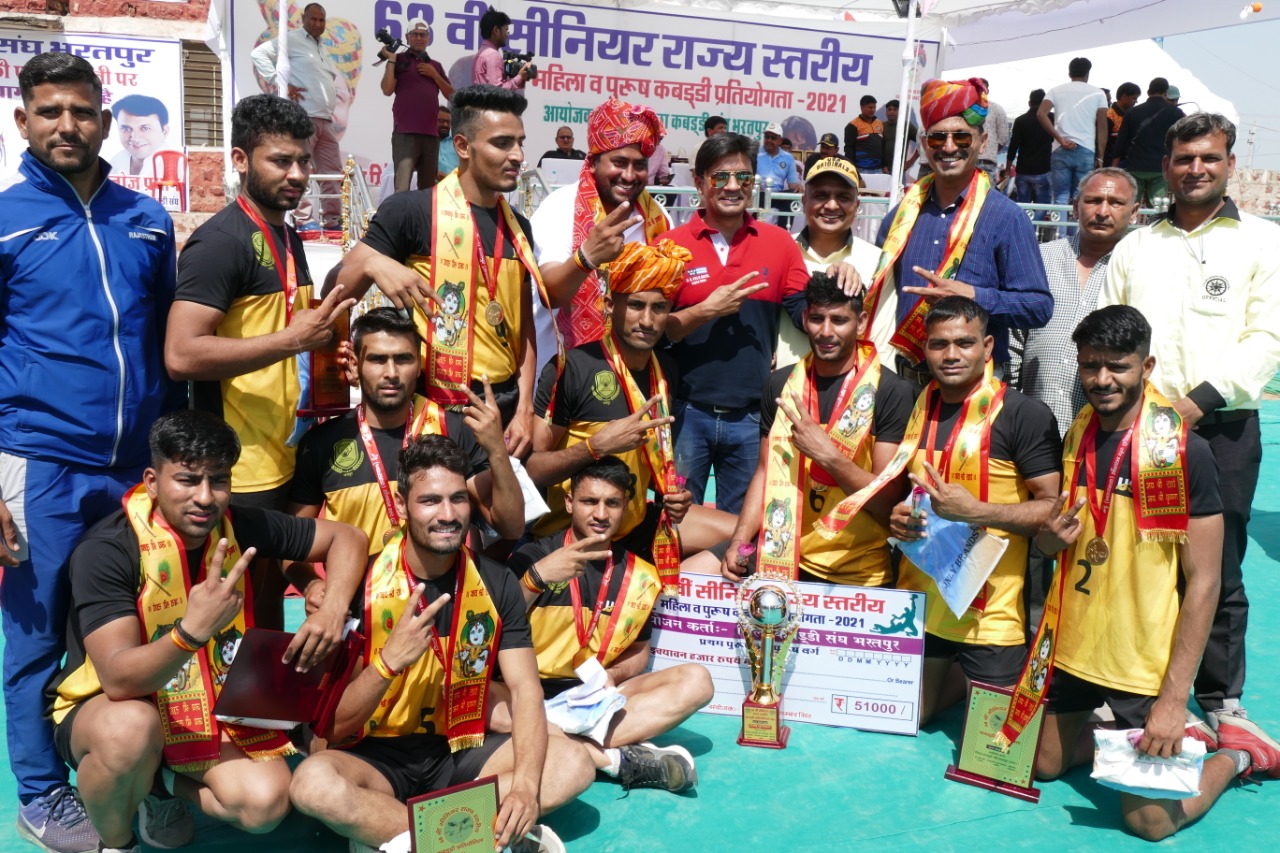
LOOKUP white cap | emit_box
[763,121,784,137]
[407,19,430,34]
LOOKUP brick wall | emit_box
[19,1,212,22]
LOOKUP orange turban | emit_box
[918,78,989,131]
[607,239,690,299]
[586,98,665,158]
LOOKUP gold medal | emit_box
[485,300,505,327]
[1084,536,1109,565]
[383,528,396,546]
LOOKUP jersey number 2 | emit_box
[1074,559,1093,595]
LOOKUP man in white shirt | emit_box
[976,78,1010,185]
[251,2,342,230]
[1101,113,1280,752]
[1037,57,1108,211]
[108,94,170,180]
[529,97,671,370]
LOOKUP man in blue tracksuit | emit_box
[0,53,178,852]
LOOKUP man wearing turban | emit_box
[530,98,673,370]
[527,240,735,594]
[864,77,1052,388]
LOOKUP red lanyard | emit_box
[565,530,617,652]
[355,402,415,526]
[805,357,859,428]
[236,197,298,323]
[474,214,507,303]
[923,389,974,482]
[401,545,464,670]
[1082,417,1136,540]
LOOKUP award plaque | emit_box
[736,575,803,749]
[409,775,498,853]
[298,298,352,418]
[944,682,1045,802]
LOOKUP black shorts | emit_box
[924,633,1026,686]
[52,701,84,771]
[342,733,511,802]
[618,503,664,564]
[1045,668,1156,729]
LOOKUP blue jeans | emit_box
[0,456,137,800]
[1015,172,1052,205]
[673,401,761,515]
[1049,145,1095,206]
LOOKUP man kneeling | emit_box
[290,436,594,852]
[50,411,369,851]
[508,457,713,793]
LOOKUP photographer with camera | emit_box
[472,8,532,90]
[378,19,453,193]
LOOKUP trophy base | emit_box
[297,405,354,419]
[738,697,790,749]
[943,765,1041,803]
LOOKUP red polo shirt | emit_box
[661,211,808,409]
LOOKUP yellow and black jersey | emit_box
[531,341,680,539]
[287,402,488,554]
[1055,428,1221,696]
[510,533,657,697]
[176,203,314,492]
[898,389,1061,646]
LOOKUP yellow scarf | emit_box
[996,382,1189,749]
[863,170,991,364]
[421,172,559,407]
[815,360,1005,541]
[127,485,294,773]
[600,332,681,593]
[758,346,881,579]
[359,532,500,751]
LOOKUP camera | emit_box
[374,28,406,58]
[502,50,537,81]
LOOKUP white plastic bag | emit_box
[543,658,627,745]
[1091,728,1206,800]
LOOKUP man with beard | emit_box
[528,241,735,593]
[661,132,809,514]
[505,456,711,794]
[1101,113,1280,753]
[287,307,524,565]
[472,8,531,90]
[1,52,179,853]
[886,297,1061,722]
[718,272,914,586]
[49,411,369,852]
[868,78,1051,389]
[1021,306,1276,840]
[290,436,592,853]
[1012,168,1141,434]
[167,95,354,630]
[332,86,552,458]
[530,98,671,359]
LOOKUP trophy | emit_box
[298,299,352,418]
[736,575,803,749]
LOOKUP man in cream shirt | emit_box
[1101,112,1280,745]
[777,156,881,367]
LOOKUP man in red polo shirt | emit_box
[661,132,809,513]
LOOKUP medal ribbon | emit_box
[236,196,298,324]
[356,401,415,527]
[474,213,507,308]
[565,530,616,650]
[1082,416,1136,543]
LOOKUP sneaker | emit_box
[507,825,565,853]
[1216,710,1280,777]
[137,794,194,849]
[15,785,100,853]
[100,844,140,853]
[618,742,698,793]
[1185,712,1219,752]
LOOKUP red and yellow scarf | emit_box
[360,532,500,751]
[995,382,1189,749]
[128,485,294,773]
[863,169,991,364]
[600,331,682,593]
[757,346,881,579]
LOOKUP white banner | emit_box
[648,573,927,737]
[228,1,938,191]
[0,30,186,208]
